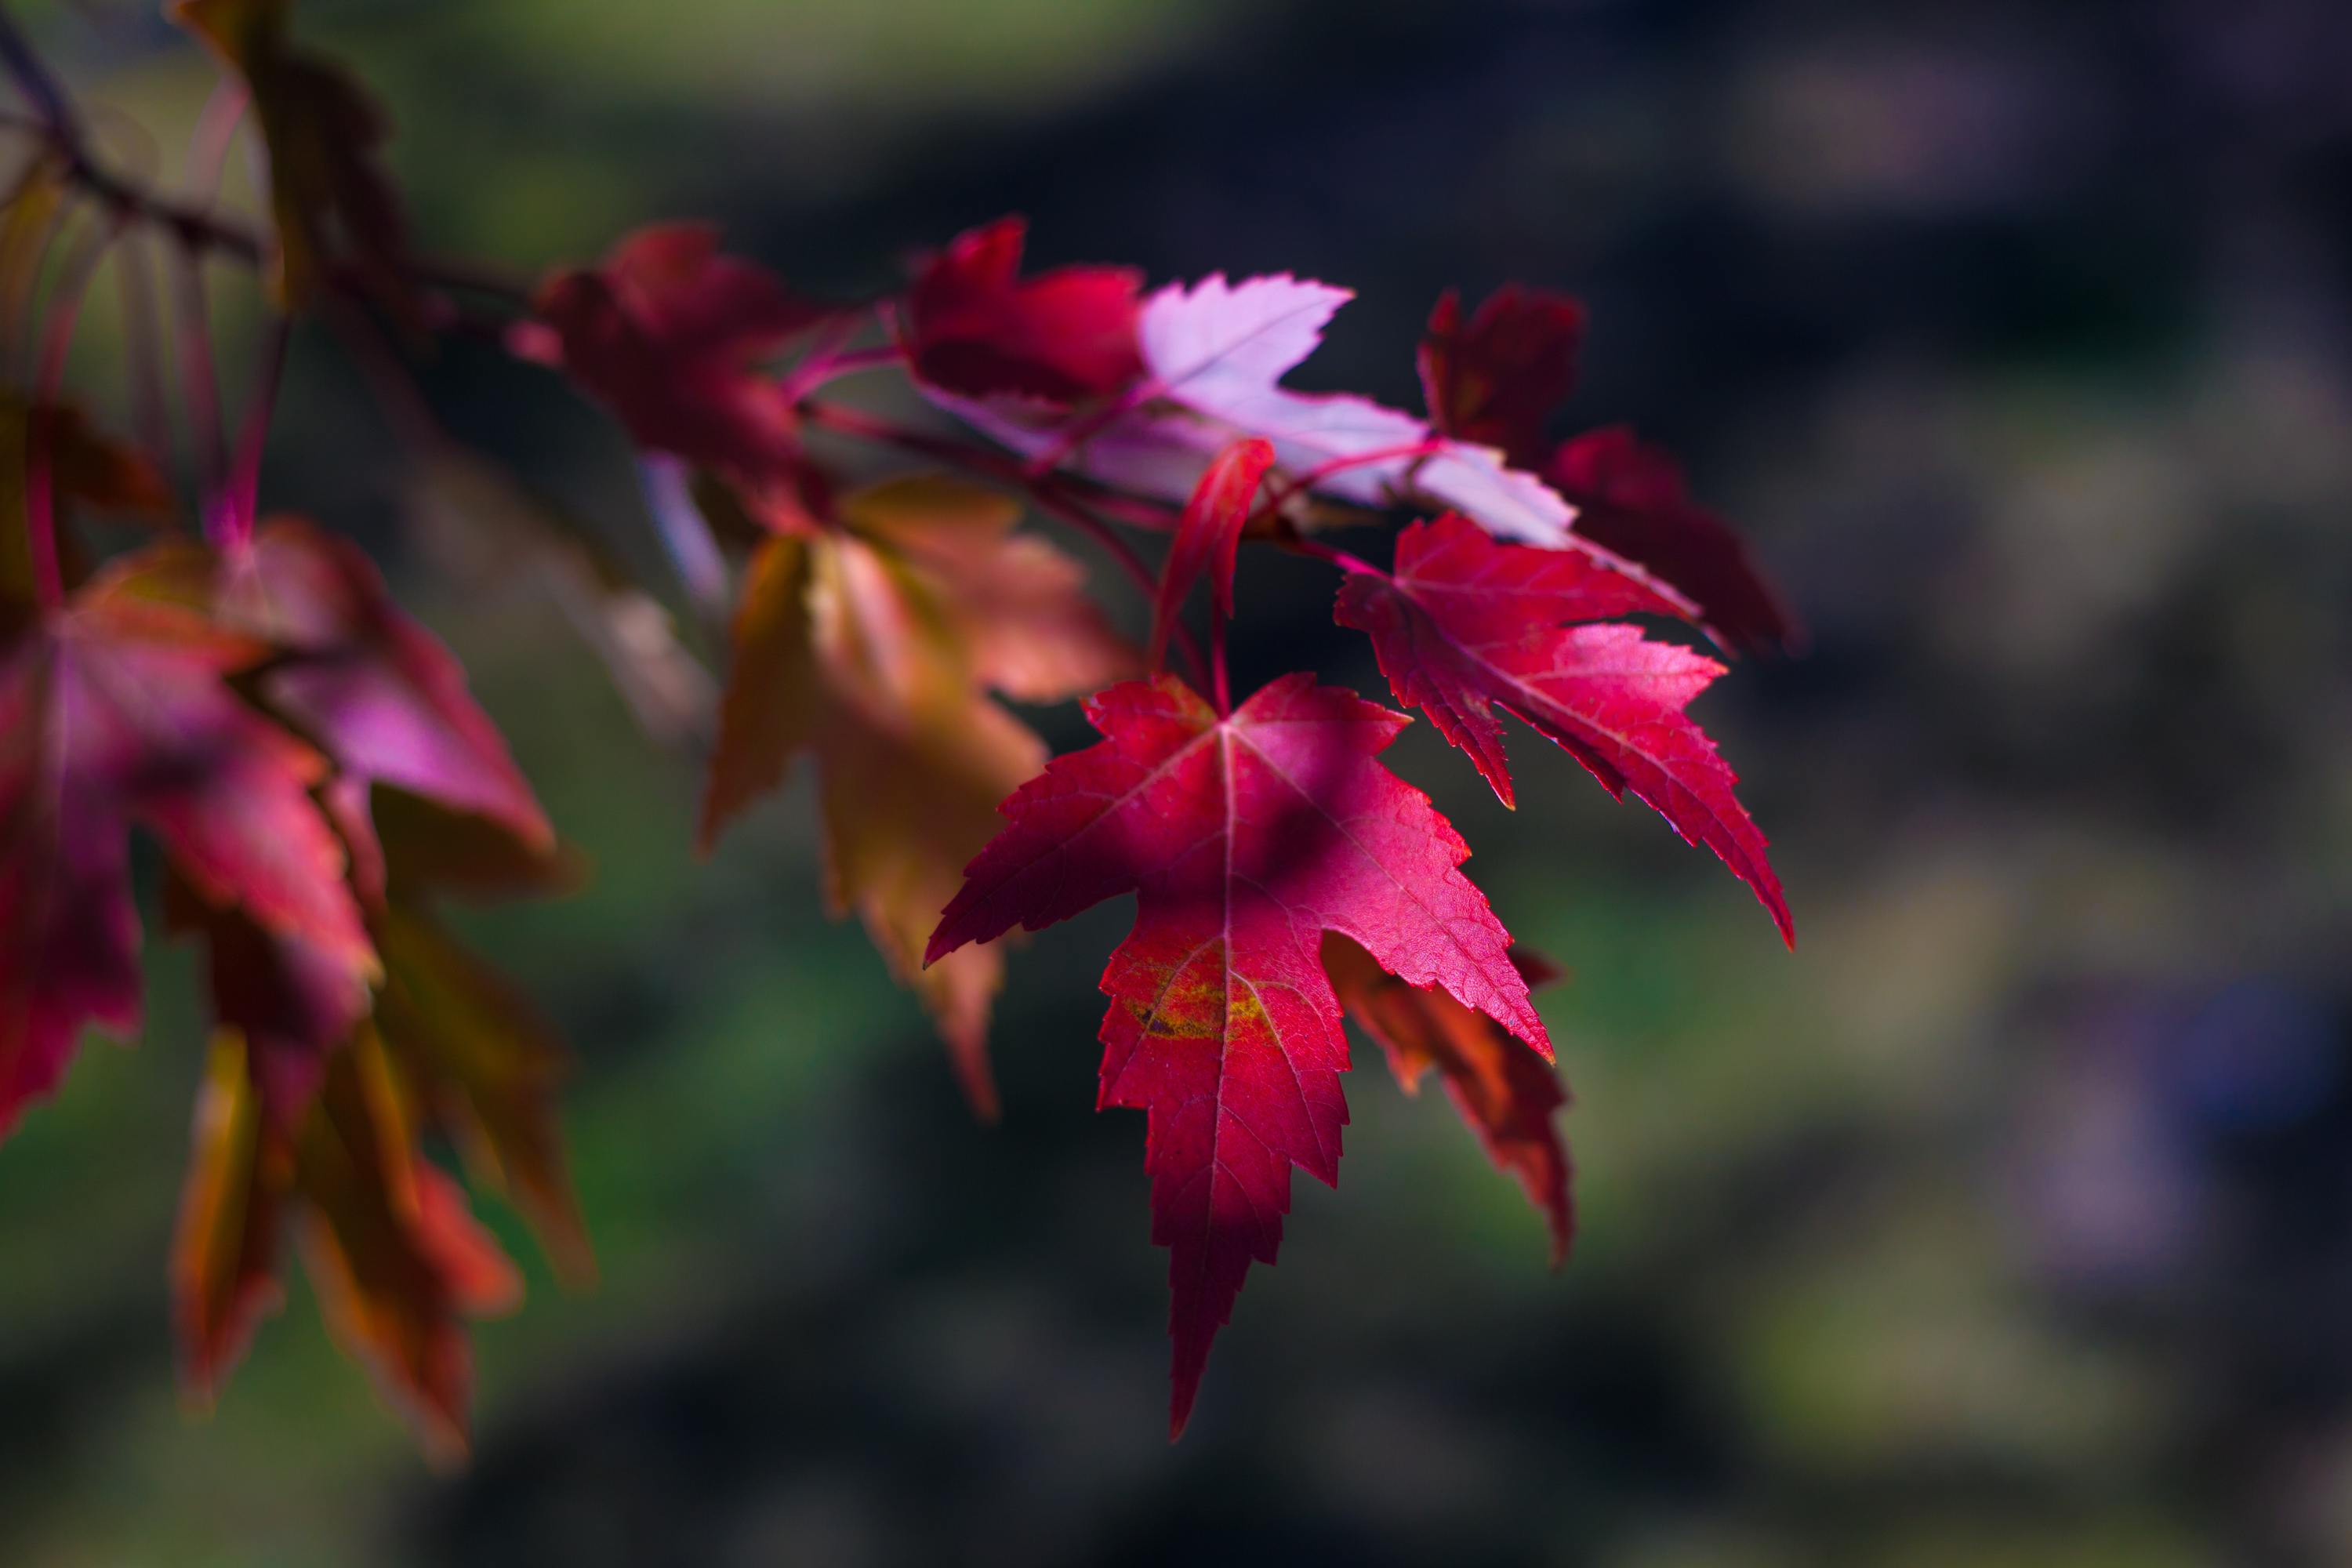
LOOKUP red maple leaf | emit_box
[0,553,374,1138]
[927,673,1544,1435]
[1417,285,1586,471]
[1336,514,1792,945]
[1150,438,1274,670]
[1546,426,1802,657]
[1323,933,1573,1264]
[904,216,1146,404]
[513,224,824,481]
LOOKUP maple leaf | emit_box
[172,1029,290,1401]
[905,216,1147,403]
[1150,438,1274,669]
[927,673,1544,1434]
[373,896,593,1284]
[1336,514,1792,945]
[1321,932,1573,1264]
[0,550,374,1139]
[512,224,824,484]
[170,0,416,318]
[174,1025,521,1463]
[1547,426,1803,657]
[1417,285,1586,472]
[700,474,1134,1116]
[210,516,553,904]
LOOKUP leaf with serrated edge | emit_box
[1337,514,1791,944]
[929,673,1542,1434]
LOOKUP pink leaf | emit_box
[0,560,375,1138]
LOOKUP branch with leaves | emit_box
[0,0,1797,1450]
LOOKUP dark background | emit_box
[5,0,2352,1563]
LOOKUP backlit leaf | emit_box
[929,673,1542,1434]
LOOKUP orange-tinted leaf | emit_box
[291,1033,521,1467]
[170,0,415,316]
[170,1029,291,1406]
[837,474,1134,703]
[374,902,592,1283]
[1322,931,1573,1264]
[700,476,1134,1116]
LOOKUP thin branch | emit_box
[25,209,125,608]
[0,13,526,306]
[167,232,225,505]
[212,308,288,547]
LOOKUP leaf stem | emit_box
[1282,531,1388,580]
[25,209,125,608]
[0,14,527,307]
[169,233,226,510]
[212,309,289,548]
[1256,437,1448,522]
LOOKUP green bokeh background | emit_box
[6,0,2352,1563]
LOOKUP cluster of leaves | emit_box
[0,1,1793,1449]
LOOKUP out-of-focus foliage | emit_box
[3,0,2350,1564]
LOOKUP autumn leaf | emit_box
[1150,438,1274,669]
[904,216,1146,403]
[170,0,416,317]
[1336,514,1792,944]
[513,224,824,483]
[0,550,374,1139]
[290,1029,520,1461]
[373,898,593,1284]
[928,673,1543,1435]
[171,1012,523,1468]
[1547,426,1803,657]
[209,515,552,903]
[172,1029,291,1404]
[1322,932,1573,1264]
[700,474,1133,1116]
[1417,285,1586,472]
